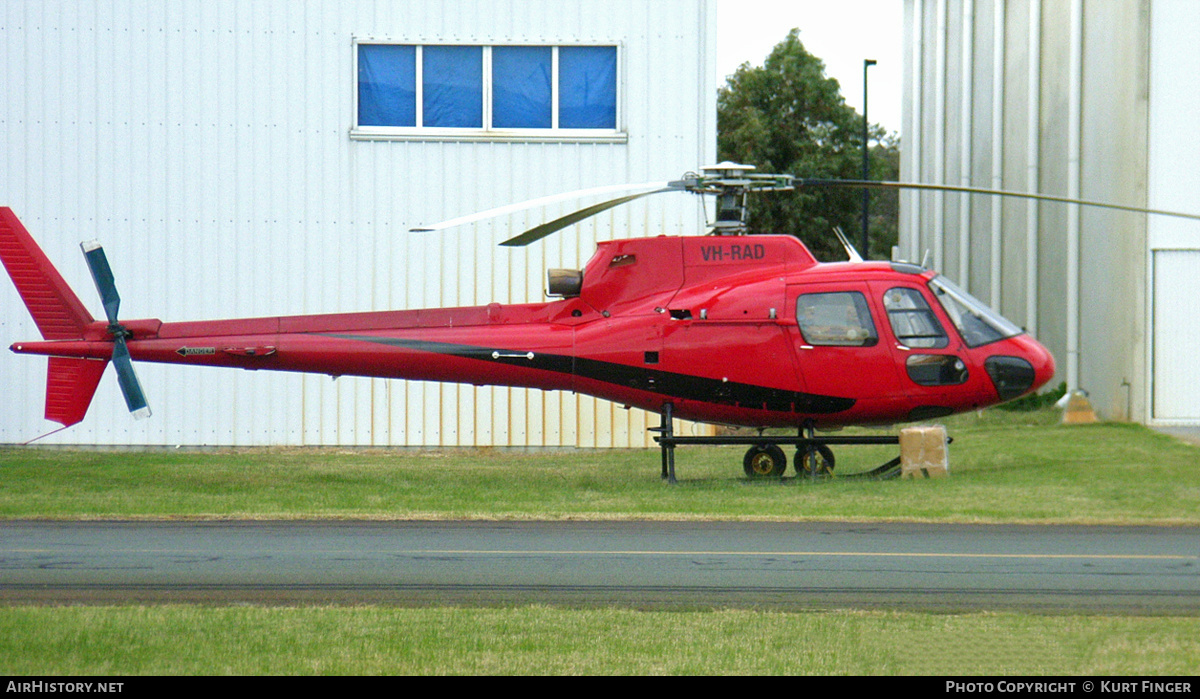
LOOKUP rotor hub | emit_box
[673,162,795,235]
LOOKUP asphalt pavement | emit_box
[2,520,1197,613]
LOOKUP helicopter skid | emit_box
[652,432,905,481]
[649,402,920,483]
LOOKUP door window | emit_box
[796,292,878,347]
[883,287,949,348]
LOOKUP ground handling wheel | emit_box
[797,444,836,477]
[743,444,788,479]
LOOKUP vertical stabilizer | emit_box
[44,357,109,427]
[0,207,95,339]
[1,208,110,427]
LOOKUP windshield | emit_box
[928,276,1024,348]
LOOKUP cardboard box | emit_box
[899,425,949,479]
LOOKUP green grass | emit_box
[0,605,1197,675]
[1,409,1197,523]
[3,408,1199,675]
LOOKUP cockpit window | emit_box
[928,276,1023,348]
[796,292,878,347]
[883,287,949,348]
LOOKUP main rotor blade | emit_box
[80,241,121,324]
[411,182,674,233]
[499,187,677,247]
[111,335,151,419]
[796,179,1200,222]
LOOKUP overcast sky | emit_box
[717,0,904,134]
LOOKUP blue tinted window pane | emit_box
[559,46,617,128]
[358,44,416,127]
[423,46,483,128]
[493,46,552,128]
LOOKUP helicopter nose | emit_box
[984,336,1057,402]
[1028,338,1057,391]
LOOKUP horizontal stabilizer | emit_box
[44,356,108,427]
[0,208,94,339]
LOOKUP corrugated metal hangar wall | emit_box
[0,0,719,446]
[901,0,1200,425]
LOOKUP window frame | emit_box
[351,39,626,143]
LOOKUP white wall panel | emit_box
[1152,251,1200,422]
[1147,0,1200,424]
[1,0,716,446]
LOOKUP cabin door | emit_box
[786,284,904,406]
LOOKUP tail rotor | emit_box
[81,241,151,419]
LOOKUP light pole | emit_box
[861,58,876,259]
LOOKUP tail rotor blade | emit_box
[80,239,152,420]
[111,335,151,419]
[81,241,121,324]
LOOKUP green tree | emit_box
[718,29,899,261]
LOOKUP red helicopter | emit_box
[14,162,1182,481]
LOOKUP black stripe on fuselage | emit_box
[321,334,855,415]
